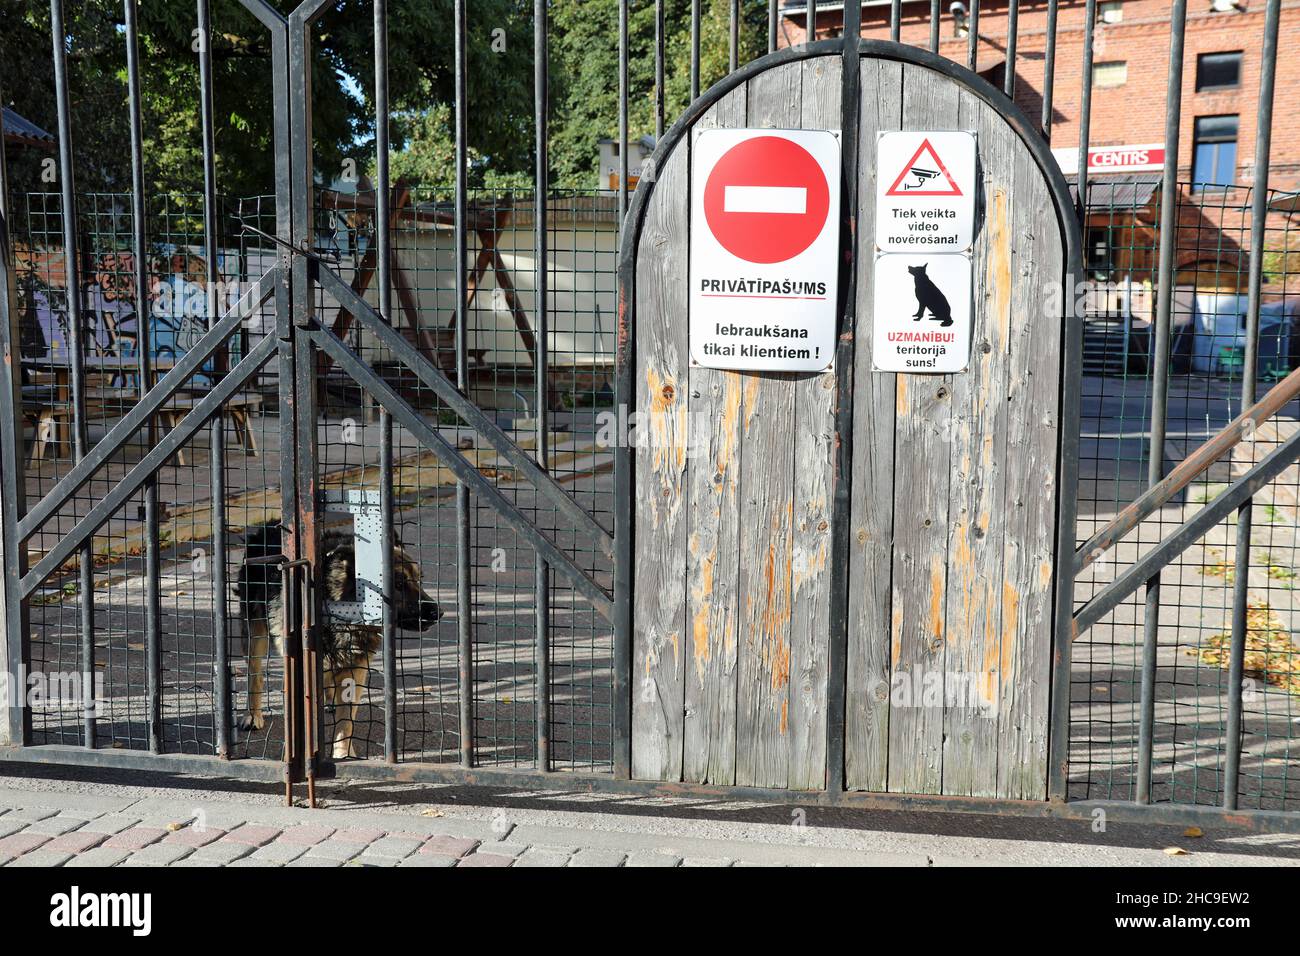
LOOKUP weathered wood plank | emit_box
[845,57,901,793]
[940,92,1014,797]
[995,139,1062,800]
[787,55,841,791]
[683,84,748,785]
[631,139,691,781]
[735,61,802,789]
[885,64,960,795]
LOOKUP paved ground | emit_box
[0,764,1298,867]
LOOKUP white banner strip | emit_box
[723,185,807,214]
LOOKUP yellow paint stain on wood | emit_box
[1039,559,1053,591]
[989,188,1012,349]
[895,374,909,416]
[691,541,717,672]
[692,605,711,671]
[742,376,761,433]
[929,556,946,645]
[644,364,673,476]
[1000,581,1021,688]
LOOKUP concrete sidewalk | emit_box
[0,765,1298,867]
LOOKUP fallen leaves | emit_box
[1190,602,1300,695]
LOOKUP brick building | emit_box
[780,1,1300,369]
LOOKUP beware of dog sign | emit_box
[876,130,976,252]
[689,128,841,372]
[871,252,973,373]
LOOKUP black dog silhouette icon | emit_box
[908,263,952,327]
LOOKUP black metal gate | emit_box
[2,0,1299,831]
[0,0,621,803]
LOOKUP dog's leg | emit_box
[330,665,354,760]
[321,664,336,747]
[332,664,368,760]
[241,620,269,732]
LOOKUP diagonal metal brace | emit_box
[308,323,614,622]
[20,334,279,598]
[314,262,614,561]
[18,267,279,542]
[1072,423,1300,638]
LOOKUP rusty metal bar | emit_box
[1074,425,1300,639]
[1075,361,1300,575]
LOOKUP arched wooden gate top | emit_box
[613,40,1085,800]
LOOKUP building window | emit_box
[1191,115,1238,192]
[1098,1,1124,24]
[1196,51,1242,91]
[1087,227,1115,281]
[1093,61,1128,88]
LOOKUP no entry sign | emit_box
[690,128,840,372]
[876,130,976,252]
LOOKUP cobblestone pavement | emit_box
[1,772,1299,867]
[0,788,844,868]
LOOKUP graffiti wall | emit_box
[15,247,252,383]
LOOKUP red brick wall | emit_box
[780,0,1300,192]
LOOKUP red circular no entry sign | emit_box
[702,135,831,264]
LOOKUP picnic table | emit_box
[20,354,260,464]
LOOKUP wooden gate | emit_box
[619,42,1080,799]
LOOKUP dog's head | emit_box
[322,532,442,632]
[391,544,442,632]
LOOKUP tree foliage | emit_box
[0,0,770,202]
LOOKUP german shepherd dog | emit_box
[237,523,442,759]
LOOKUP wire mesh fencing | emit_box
[1071,179,1300,811]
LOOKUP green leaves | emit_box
[0,0,769,200]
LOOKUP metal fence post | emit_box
[0,67,28,748]
[124,0,164,754]
[372,0,398,766]
[49,0,96,749]
[1135,0,1187,807]
[825,0,864,797]
[533,0,552,773]
[1224,0,1282,812]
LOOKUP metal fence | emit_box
[0,0,1297,827]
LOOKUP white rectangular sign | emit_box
[1051,143,1165,175]
[872,253,973,373]
[690,128,841,372]
[875,130,977,253]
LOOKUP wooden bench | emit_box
[22,385,263,467]
[157,392,264,465]
[22,384,73,463]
